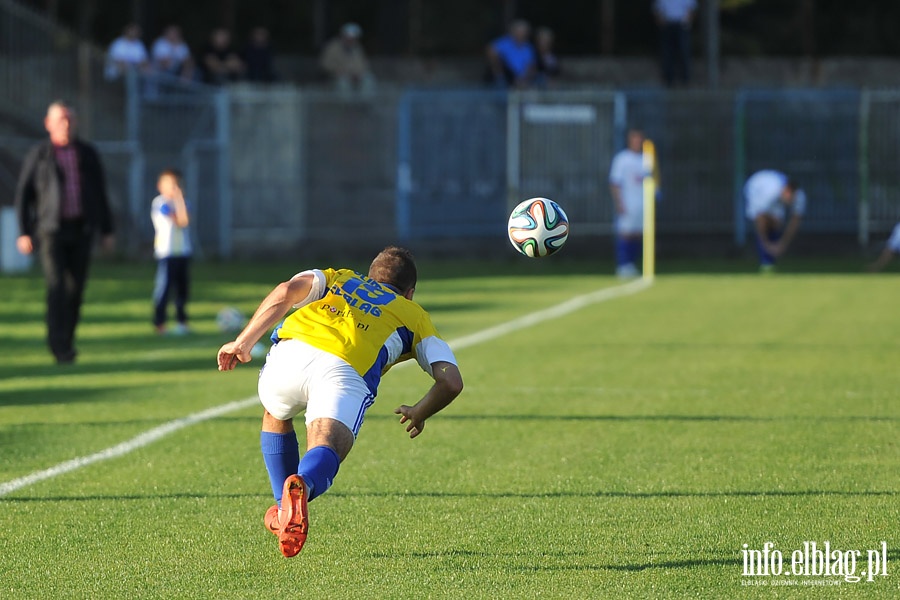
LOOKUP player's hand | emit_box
[217,341,252,371]
[394,405,425,439]
[762,240,782,257]
[16,235,33,255]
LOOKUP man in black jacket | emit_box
[15,101,115,364]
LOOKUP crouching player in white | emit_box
[744,170,807,272]
[217,247,463,557]
[868,222,900,272]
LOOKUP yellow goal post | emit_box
[642,138,657,281]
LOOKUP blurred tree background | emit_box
[21,0,900,57]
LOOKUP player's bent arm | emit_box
[753,215,779,254]
[217,275,315,371]
[609,184,625,214]
[867,246,895,272]
[777,214,802,253]
[394,361,463,439]
[172,187,189,228]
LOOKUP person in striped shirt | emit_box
[14,100,114,364]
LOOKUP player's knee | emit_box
[306,417,354,461]
[262,410,294,434]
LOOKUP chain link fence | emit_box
[2,0,900,261]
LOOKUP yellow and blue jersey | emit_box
[272,268,456,396]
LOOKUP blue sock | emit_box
[260,431,300,507]
[615,237,630,267]
[626,238,642,265]
[755,230,781,266]
[298,445,340,502]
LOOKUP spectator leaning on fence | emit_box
[151,24,195,81]
[320,23,375,94]
[244,26,278,83]
[653,0,697,87]
[486,19,537,89]
[744,170,807,273]
[201,28,245,85]
[105,23,150,80]
[534,27,561,88]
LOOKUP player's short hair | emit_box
[158,168,183,183]
[785,179,799,192]
[46,99,75,117]
[368,246,417,294]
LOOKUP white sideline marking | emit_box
[448,277,651,352]
[0,277,651,497]
[0,398,259,497]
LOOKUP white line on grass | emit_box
[0,398,259,497]
[0,277,651,497]
[447,277,650,352]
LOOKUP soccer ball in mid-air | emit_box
[216,306,245,333]
[507,197,569,258]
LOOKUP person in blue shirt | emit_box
[486,20,536,89]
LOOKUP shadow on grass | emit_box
[329,489,900,500]
[427,413,900,423]
[598,557,740,572]
[364,550,900,572]
[0,354,222,388]
[205,413,900,425]
[0,492,269,503]
[3,489,896,504]
[0,385,151,408]
[367,551,742,572]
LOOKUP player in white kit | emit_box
[743,170,806,272]
[609,128,650,278]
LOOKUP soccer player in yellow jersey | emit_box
[217,247,463,557]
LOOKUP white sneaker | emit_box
[616,263,639,279]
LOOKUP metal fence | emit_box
[0,0,127,141]
[861,90,900,244]
[397,89,507,240]
[4,0,900,259]
[510,91,620,235]
[734,89,861,244]
[3,0,900,259]
[125,75,230,258]
[396,88,900,247]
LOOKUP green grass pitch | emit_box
[0,259,897,598]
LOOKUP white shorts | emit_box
[257,339,375,437]
[616,210,644,235]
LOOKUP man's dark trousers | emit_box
[38,220,93,363]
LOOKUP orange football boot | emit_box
[264,504,280,536]
[278,475,309,557]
